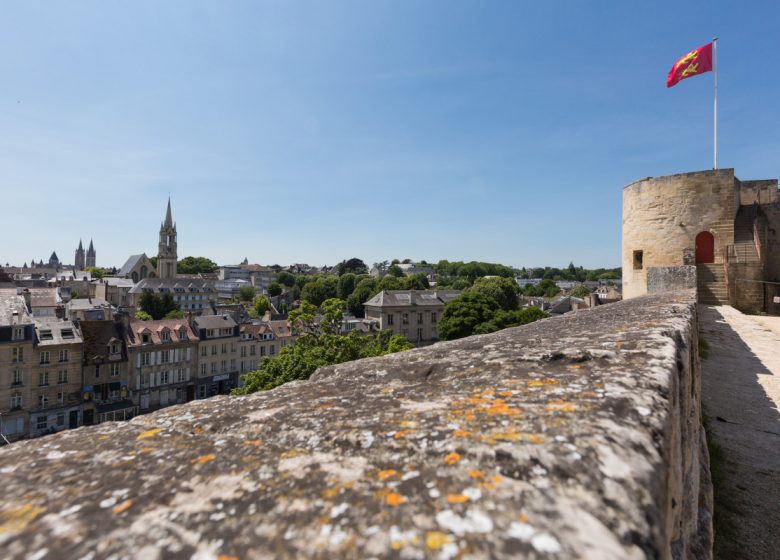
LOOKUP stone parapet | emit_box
[0,291,712,559]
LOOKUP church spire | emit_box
[78,239,83,251]
[164,197,173,228]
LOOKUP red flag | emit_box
[666,42,713,88]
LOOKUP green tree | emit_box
[277,271,296,287]
[149,256,158,269]
[401,273,429,290]
[337,273,357,300]
[438,292,500,341]
[234,330,413,394]
[267,282,283,297]
[346,277,377,317]
[163,309,185,319]
[139,290,179,320]
[337,258,368,276]
[319,298,346,334]
[134,310,152,321]
[469,277,519,311]
[236,285,256,302]
[569,285,591,299]
[288,301,318,334]
[177,256,218,274]
[85,266,103,280]
[252,295,271,317]
[300,276,338,306]
[387,264,404,277]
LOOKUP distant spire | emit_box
[164,197,173,228]
[88,239,94,253]
[78,239,83,251]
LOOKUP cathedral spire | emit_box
[164,197,173,228]
[78,239,83,251]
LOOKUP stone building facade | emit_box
[192,314,240,398]
[622,168,780,313]
[363,289,460,344]
[0,295,36,441]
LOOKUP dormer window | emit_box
[12,327,24,341]
[39,330,53,341]
[110,342,120,354]
[160,329,171,342]
[178,329,187,341]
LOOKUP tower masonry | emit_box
[157,198,178,279]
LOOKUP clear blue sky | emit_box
[2,1,778,270]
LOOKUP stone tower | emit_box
[157,198,178,279]
[48,251,60,268]
[75,240,85,269]
[86,239,96,268]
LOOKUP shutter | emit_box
[155,351,161,365]
[136,353,141,368]
[186,347,192,361]
[186,367,190,381]
[135,374,140,390]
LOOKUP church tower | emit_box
[157,198,178,279]
[74,239,85,269]
[86,239,96,267]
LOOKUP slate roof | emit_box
[192,314,237,330]
[363,290,461,308]
[128,278,216,294]
[80,320,128,363]
[117,254,148,277]
[33,319,82,346]
[125,318,198,347]
[0,293,33,325]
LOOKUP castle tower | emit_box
[157,198,178,279]
[49,251,60,268]
[86,239,96,268]
[75,239,85,269]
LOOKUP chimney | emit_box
[589,293,600,308]
[22,288,31,310]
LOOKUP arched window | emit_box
[141,265,148,279]
[132,272,138,283]
[695,231,715,264]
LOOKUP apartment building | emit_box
[192,314,240,398]
[0,294,36,441]
[363,289,461,344]
[237,323,277,377]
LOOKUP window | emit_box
[177,369,186,383]
[12,327,24,341]
[633,250,644,270]
[142,333,150,344]
[211,363,217,374]
[57,391,65,405]
[417,313,423,325]
[58,370,68,384]
[12,347,23,363]
[221,360,227,372]
[387,314,394,326]
[221,343,227,354]
[59,349,69,362]
[231,343,236,353]
[199,385,207,398]
[141,353,151,366]
[57,413,65,426]
[402,313,409,325]
[109,389,120,399]
[39,330,53,341]
[36,415,47,430]
[61,329,74,339]
[110,363,120,377]
[178,329,187,341]
[161,350,170,364]
[260,346,266,357]
[201,346,207,357]
[12,369,22,386]
[95,365,100,378]
[250,346,256,356]
[270,345,275,356]
[38,394,49,409]
[431,312,437,324]
[160,330,170,342]
[230,359,236,370]
[241,347,247,357]
[39,372,49,386]
[10,394,22,409]
[200,363,206,375]
[211,345,217,356]
[160,371,170,384]
[417,327,423,340]
[110,342,120,354]
[39,351,50,365]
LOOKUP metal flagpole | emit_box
[713,37,718,169]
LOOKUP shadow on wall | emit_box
[698,306,780,560]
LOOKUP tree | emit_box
[346,277,377,317]
[337,258,368,276]
[387,264,404,277]
[401,273,429,290]
[288,301,318,334]
[277,271,296,287]
[134,310,152,321]
[469,277,519,311]
[319,298,346,334]
[523,279,560,298]
[177,256,218,274]
[236,285,256,302]
[300,276,338,307]
[85,266,103,280]
[138,290,179,320]
[267,282,283,297]
[337,273,357,300]
[163,309,185,319]
[149,256,158,269]
[569,285,591,299]
[438,292,500,341]
[253,295,270,317]
[234,330,413,394]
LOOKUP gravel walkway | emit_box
[699,305,780,560]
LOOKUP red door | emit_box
[695,231,715,263]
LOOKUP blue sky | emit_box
[2,1,778,269]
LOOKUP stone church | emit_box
[622,168,780,313]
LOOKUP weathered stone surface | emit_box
[0,291,711,559]
[647,266,697,294]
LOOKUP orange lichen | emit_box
[98,435,110,440]
[0,504,44,533]
[528,379,559,387]
[568,364,582,369]
[519,513,530,523]
[192,425,203,435]
[468,469,485,480]
[394,429,416,440]
[546,399,575,413]
[385,492,405,506]
[136,428,162,440]
[426,531,450,550]
[526,434,545,444]
[191,453,216,464]
[444,452,461,465]
[447,494,469,504]
[453,429,471,438]
[377,469,398,481]
[243,439,262,446]
[486,399,521,416]
[499,390,513,397]
[138,447,154,454]
[112,500,133,514]
[217,556,238,560]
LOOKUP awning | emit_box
[96,400,136,414]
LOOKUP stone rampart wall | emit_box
[0,292,712,559]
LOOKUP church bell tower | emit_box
[157,198,178,279]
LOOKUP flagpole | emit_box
[713,37,718,169]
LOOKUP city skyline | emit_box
[3,1,779,268]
